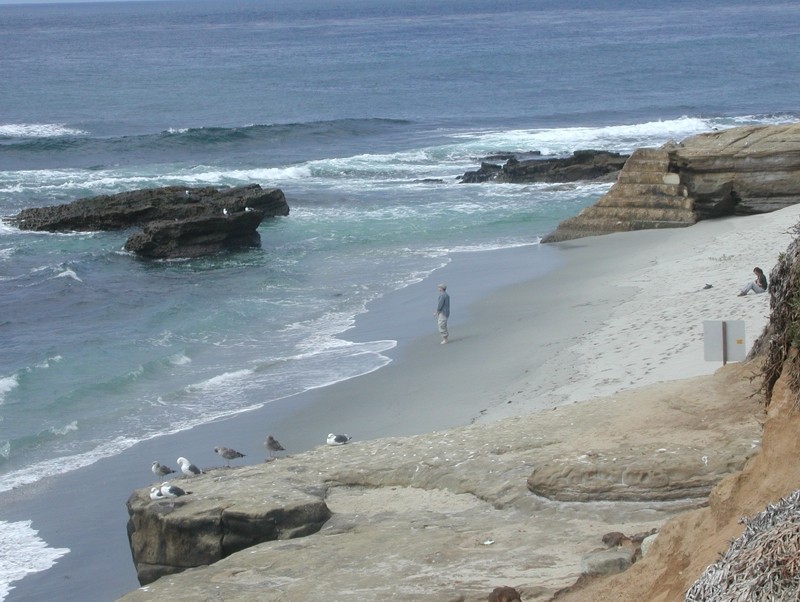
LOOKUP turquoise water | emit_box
[0,0,799,598]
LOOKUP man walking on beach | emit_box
[435,283,450,344]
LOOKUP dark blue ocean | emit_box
[0,0,799,597]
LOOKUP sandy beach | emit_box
[4,204,800,602]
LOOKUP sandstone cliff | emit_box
[120,361,763,601]
[543,123,800,242]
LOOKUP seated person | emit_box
[738,267,768,296]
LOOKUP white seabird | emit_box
[152,461,176,478]
[160,482,188,498]
[149,487,165,501]
[326,433,352,446]
[214,446,246,467]
[264,435,285,459]
[177,456,203,476]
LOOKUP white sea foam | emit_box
[0,123,87,138]
[51,269,82,282]
[182,165,313,183]
[452,116,717,157]
[34,356,62,370]
[441,240,541,254]
[0,435,141,493]
[729,113,799,126]
[0,336,398,494]
[0,248,13,261]
[0,376,19,405]
[169,353,192,366]
[186,368,254,393]
[0,520,70,601]
[48,421,78,437]
[0,113,792,204]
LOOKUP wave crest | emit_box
[0,123,88,139]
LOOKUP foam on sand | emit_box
[0,520,69,601]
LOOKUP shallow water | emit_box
[1,0,799,598]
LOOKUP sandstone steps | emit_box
[543,123,800,242]
[543,148,696,242]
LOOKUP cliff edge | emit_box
[119,360,764,601]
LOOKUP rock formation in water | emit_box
[542,123,800,242]
[7,184,289,259]
[459,150,628,183]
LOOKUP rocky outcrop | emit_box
[543,123,800,242]
[459,150,628,184]
[8,184,290,259]
[127,471,331,585]
[123,211,265,259]
[526,438,749,502]
[541,148,697,242]
[120,362,762,601]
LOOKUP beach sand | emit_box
[3,204,799,602]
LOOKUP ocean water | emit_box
[1,0,799,598]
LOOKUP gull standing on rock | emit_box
[177,456,203,476]
[151,461,176,478]
[264,435,285,459]
[326,433,352,446]
[214,446,246,467]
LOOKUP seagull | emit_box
[222,207,229,215]
[152,461,176,478]
[264,435,285,459]
[160,482,189,498]
[326,433,352,446]
[149,487,165,501]
[214,446,246,467]
[177,456,203,476]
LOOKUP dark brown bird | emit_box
[264,435,285,459]
[488,586,522,602]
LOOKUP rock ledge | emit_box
[543,123,800,242]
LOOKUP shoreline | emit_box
[0,243,561,602]
[3,206,800,601]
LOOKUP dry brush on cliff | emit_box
[753,219,800,408]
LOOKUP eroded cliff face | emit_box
[551,360,800,602]
[543,123,800,242]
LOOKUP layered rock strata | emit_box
[543,123,800,242]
